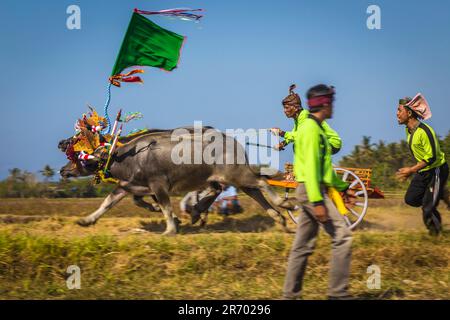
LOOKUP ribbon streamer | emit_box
[109,69,145,87]
[103,83,112,134]
[134,8,204,21]
[121,112,144,123]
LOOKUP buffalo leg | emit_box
[260,183,296,209]
[240,186,290,232]
[191,182,223,226]
[133,195,161,212]
[77,187,128,226]
[149,183,179,235]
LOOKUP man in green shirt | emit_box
[396,96,448,235]
[271,84,342,154]
[283,84,353,300]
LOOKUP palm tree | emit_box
[40,165,55,182]
[8,168,22,181]
[361,136,374,151]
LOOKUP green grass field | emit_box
[0,196,449,300]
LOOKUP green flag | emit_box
[111,12,185,77]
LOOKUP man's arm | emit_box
[283,130,295,145]
[331,170,350,192]
[283,109,309,145]
[396,130,435,180]
[269,128,287,150]
[396,161,428,181]
[321,121,342,155]
[296,125,323,204]
[297,123,330,222]
[179,192,192,211]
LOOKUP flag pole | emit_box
[103,124,123,176]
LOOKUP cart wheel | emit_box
[286,168,369,230]
[334,167,369,230]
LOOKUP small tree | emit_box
[5,168,38,198]
[40,165,55,182]
[8,168,22,182]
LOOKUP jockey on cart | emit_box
[271,84,342,155]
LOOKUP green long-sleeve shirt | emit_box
[284,109,342,154]
[294,115,349,203]
[406,122,446,172]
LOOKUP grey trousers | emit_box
[283,184,353,299]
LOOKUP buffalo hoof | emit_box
[174,217,181,232]
[277,216,294,233]
[147,203,162,212]
[278,200,297,210]
[162,229,177,236]
[76,218,95,227]
[282,225,295,234]
[191,212,201,225]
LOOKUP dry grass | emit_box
[0,196,449,300]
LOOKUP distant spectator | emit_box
[213,185,243,215]
[179,191,199,216]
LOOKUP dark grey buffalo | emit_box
[59,126,289,235]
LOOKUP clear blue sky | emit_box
[0,0,449,179]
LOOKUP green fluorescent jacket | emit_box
[284,109,342,154]
[406,122,446,172]
[294,115,349,203]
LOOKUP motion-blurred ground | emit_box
[0,196,448,299]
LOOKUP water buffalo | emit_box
[59,126,289,235]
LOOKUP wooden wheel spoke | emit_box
[355,190,364,197]
[349,180,359,189]
[349,208,360,219]
[342,171,349,182]
[343,215,352,226]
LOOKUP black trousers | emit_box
[404,162,449,230]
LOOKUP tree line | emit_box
[0,165,115,198]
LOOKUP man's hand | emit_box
[313,204,329,223]
[270,128,281,136]
[396,162,426,181]
[274,141,286,151]
[396,167,414,181]
[270,128,285,137]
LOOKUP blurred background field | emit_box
[0,196,448,300]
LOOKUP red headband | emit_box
[308,95,333,108]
